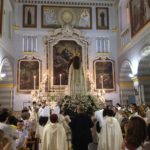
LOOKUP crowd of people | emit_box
[0,101,150,150]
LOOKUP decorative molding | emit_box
[119,81,133,88]
[44,24,89,92]
[138,76,150,81]
[17,0,114,7]
[0,83,14,88]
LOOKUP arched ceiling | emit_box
[138,55,150,76]
[0,59,13,84]
[119,61,132,82]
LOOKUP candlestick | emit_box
[33,75,36,90]
[100,75,103,89]
[59,74,62,89]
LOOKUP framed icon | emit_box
[23,5,37,28]
[96,7,109,30]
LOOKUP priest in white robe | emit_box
[41,114,68,150]
[97,108,123,150]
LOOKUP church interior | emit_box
[0,0,150,110]
[0,0,150,150]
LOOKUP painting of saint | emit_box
[53,40,82,86]
[94,59,115,91]
[41,6,91,29]
[18,59,41,92]
[130,0,146,36]
[42,6,60,28]
[44,8,57,25]
[78,9,90,28]
[96,7,109,29]
[23,5,37,27]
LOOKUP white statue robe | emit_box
[68,63,86,96]
[41,122,68,150]
[98,116,123,150]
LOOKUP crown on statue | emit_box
[74,51,80,56]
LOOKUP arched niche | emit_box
[44,25,88,92]
[0,58,13,109]
[119,60,134,105]
[0,58,13,84]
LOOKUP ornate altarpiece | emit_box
[44,25,89,94]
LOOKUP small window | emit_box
[96,37,110,53]
[22,35,37,52]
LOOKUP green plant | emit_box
[61,95,99,118]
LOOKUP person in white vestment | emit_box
[58,110,72,150]
[36,101,50,141]
[98,108,123,150]
[146,106,150,124]
[15,120,26,149]
[29,101,38,133]
[0,110,18,150]
[94,109,105,127]
[68,51,86,96]
[42,114,68,150]
[51,101,61,115]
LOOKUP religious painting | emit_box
[0,0,3,35]
[17,57,41,93]
[94,58,115,91]
[23,5,37,28]
[41,6,92,29]
[53,40,82,85]
[129,0,149,36]
[41,6,60,28]
[96,7,109,30]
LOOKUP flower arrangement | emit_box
[61,95,100,118]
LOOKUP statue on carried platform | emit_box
[68,50,86,96]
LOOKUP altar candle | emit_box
[33,75,36,90]
[59,74,62,88]
[100,75,103,89]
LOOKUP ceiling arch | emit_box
[119,60,132,82]
[138,55,150,76]
[0,58,13,84]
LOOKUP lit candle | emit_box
[100,75,103,89]
[33,75,36,90]
[59,74,62,89]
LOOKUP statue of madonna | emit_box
[68,51,86,96]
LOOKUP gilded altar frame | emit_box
[44,25,89,92]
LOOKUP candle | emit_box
[33,75,36,90]
[100,75,103,89]
[59,74,62,89]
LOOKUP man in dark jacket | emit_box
[69,104,93,150]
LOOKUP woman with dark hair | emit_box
[124,116,147,150]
